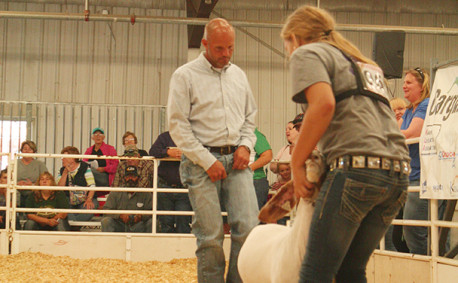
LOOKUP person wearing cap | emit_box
[112,145,155,189]
[101,164,153,233]
[149,131,192,234]
[167,18,259,282]
[83,128,119,190]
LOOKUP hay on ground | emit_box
[0,252,197,283]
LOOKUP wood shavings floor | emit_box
[0,252,198,282]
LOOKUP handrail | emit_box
[1,149,456,264]
[406,137,420,145]
[2,152,198,235]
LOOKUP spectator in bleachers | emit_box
[249,128,273,209]
[83,127,118,197]
[17,140,49,207]
[270,114,303,182]
[0,169,21,229]
[0,169,8,229]
[24,172,70,231]
[101,165,153,233]
[122,131,148,157]
[390,97,407,123]
[268,162,292,225]
[385,97,410,252]
[57,146,99,221]
[149,131,191,233]
[399,67,443,255]
[269,163,291,196]
[269,121,294,179]
[113,145,155,188]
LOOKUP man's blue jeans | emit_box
[157,178,192,233]
[180,153,259,283]
[101,217,153,233]
[300,167,408,283]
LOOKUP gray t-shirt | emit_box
[16,159,48,183]
[290,42,409,163]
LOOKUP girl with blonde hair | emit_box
[281,5,410,282]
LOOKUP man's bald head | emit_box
[201,18,235,68]
[203,18,234,41]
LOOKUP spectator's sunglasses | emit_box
[414,67,425,81]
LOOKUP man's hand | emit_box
[167,148,183,159]
[232,146,250,170]
[206,160,227,182]
[119,214,130,224]
[96,167,106,173]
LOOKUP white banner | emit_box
[420,65,458,199]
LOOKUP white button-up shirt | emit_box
[167,52,257,171]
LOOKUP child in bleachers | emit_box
[268,163,292,225]
[269,163,292,200]
[23,172,70,231]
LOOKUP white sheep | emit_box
[238,150,325,283]
[238,182,314,283]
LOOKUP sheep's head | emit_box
[258,150,326,223]
[258,180,296,223]
[305,149,326,186]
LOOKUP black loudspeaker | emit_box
[372,31,406,79]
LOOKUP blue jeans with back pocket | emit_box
[299,167,408,283]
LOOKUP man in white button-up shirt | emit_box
[167,18,259,283]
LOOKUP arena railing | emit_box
[1,152,224,237]
[1,148,456,265]
[376,137,458,281]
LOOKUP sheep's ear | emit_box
[258,180,296,223]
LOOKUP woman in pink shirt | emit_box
[83,128,118,195]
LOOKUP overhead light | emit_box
[205,0,212,4]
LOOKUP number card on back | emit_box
[356,62,389,100]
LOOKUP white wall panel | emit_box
[0,3,187,106]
